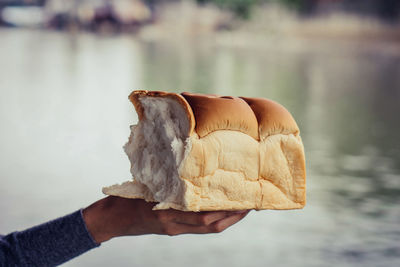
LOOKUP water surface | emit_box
[0,29,399,267]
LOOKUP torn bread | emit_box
[103,90,306,211]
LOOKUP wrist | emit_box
[82,197,116,244]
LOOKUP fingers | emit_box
[207,210,250,233]
[162,210,250,236]
[171,210,239,226]
[157,208,248,226]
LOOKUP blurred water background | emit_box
[0,0,400,267]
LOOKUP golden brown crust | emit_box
[240,97,299,139]
[128,90,147,121]
[181,92,259,140]
[129,90,195,135]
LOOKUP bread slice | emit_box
[103,90,306,211]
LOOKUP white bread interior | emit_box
[103,91,306,211]
[104,96,192,210]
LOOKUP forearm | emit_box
[0,210,99,266]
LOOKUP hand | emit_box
[83,196,250,244]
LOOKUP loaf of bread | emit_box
[103,90,306,211]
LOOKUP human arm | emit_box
[0,196,249,266]
[0,209,98,267]
[83,196,250,243]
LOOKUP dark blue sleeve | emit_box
[0,210,100,267]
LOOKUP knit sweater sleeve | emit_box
[0,210,100,267]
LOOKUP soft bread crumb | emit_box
[123,97,191,205]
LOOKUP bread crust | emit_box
[240,97,299,139]
[129,90,196,135]
[181,92,259,140]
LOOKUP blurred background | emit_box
[0,0,399,266]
